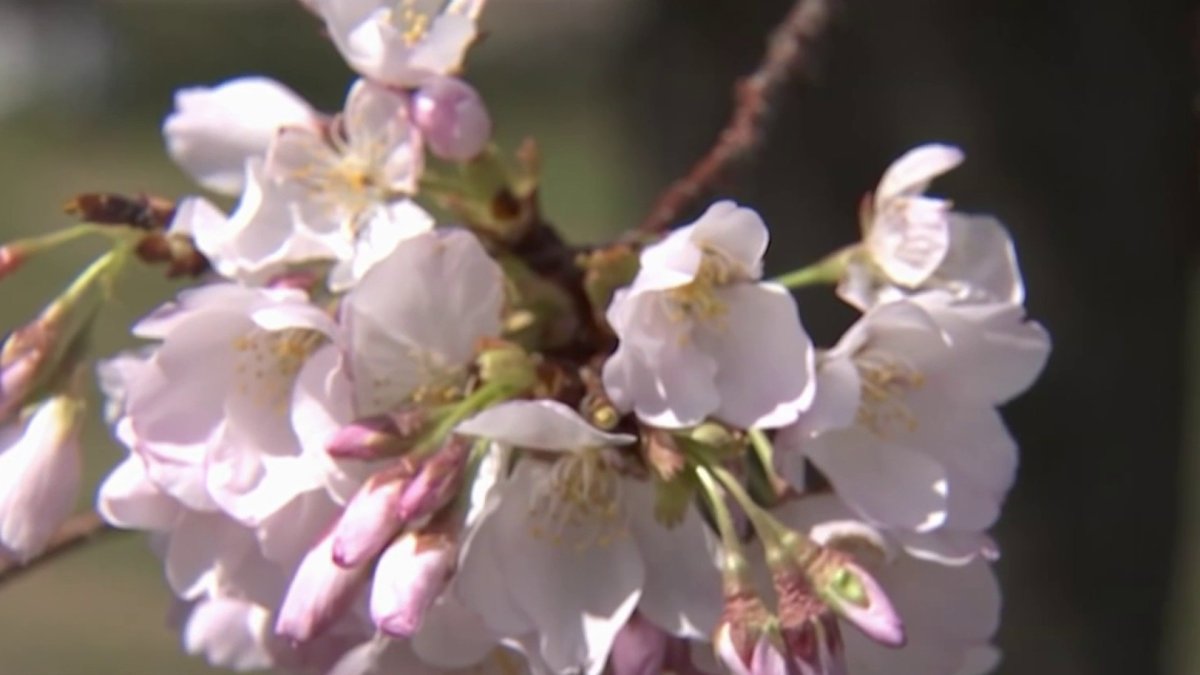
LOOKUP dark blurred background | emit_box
[0,1,1195,674]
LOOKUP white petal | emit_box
[413,597,503,669]
[97,456,180,531]
[329,199,435,292]
[166,196,227,238]
[347,229,503,416]
[689,200,768,279]
[875,144,964,206]
[805,429,949,532]
[624,481,722,639]
[164,76,319,195]
[699,284,815,429]
[456,400,634,451]
[774,355,862,488]
[183,597,275,671]
[868,196,952,288]
[937,214,1024,305]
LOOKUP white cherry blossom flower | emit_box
[603,200,815,429]
[773,495,1001,675]
[313,0,488,88]
[840,144,1024,311]
[164,76,322,195]
[776,291,1049,543]
[452,399,723,675]
[121,283,335,521]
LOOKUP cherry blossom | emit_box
[603,200,816,429]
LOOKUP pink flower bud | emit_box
[331,464,413,568]
[0,244,26,282]
[325,411,427,460]
[0,395,85,561]
[275,531,368,643]
[369,532,455,637]
[810,555,904,648]
[712,587,773,675]
[395,435,470,521]
[412,76,492,162]
[0,350,40,421]
[610,613,669,675]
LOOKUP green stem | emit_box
[748,428,785,494]
[695,465,751,589]
[708,464,788,544]
[418,381,518,454]
[771,245,856,289]
[6,224,99,254]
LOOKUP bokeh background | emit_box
[0,1,1195,673]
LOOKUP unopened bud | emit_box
[326,412,426,460]
[0,244,26,282]
[0,394,85,561]
[807,552,904,648]
[712,586,773,674]
[276,530,368,643]
[369,531,455,637]
[331,462,415,568]
[412,76,492,162]
[774,570,847,675]
[610,612,669,675]
[395,435,471,522]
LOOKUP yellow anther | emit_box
[854,350,924,437]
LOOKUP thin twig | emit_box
[0,512,122,586]
[638,0,834,234]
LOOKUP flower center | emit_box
[233,328,326,412]
[390,0,449,47]
[664,253,740,326]
[853,350,924,437]
[527,449,626,551]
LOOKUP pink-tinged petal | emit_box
[842,556,999,675]
[775,357,862,490]
[370,533,455,637]
[938,214,1024,305]
[412,597,505,669]
[182,597,275,671]
[258,489,341,566]
[291,345,372,505]
[165,512,244,600]
[329,199,436,292]
[166,196,227,239]
[689,200,769,279]
[97,456,180,531]
[406,13,479,78]
[868,195,951,288]
[275,530,369,642]
[636,228,703,291]
[874,144,964,205]
[603,292,720,428]
[330,469,407,568]
[805,429,949,533]
[624,480,722,639]
[347,229,503,416]
[698,284,815,429]
[342,79,420,194]
[0,396,84,561]
[914,294,1050,405]
[818,559,905,647]
[456,400,634,452]
[164,76,319,195]
[893,530,997,567]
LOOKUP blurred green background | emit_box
[0,1,1195,674]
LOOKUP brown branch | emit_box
[0,512,122,586]
[638,0,834,234]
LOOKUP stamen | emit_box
[527,449,626,551]
[233,328,326,412]
[853,350,924,437]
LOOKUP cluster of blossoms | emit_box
[0,2,1049,674]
